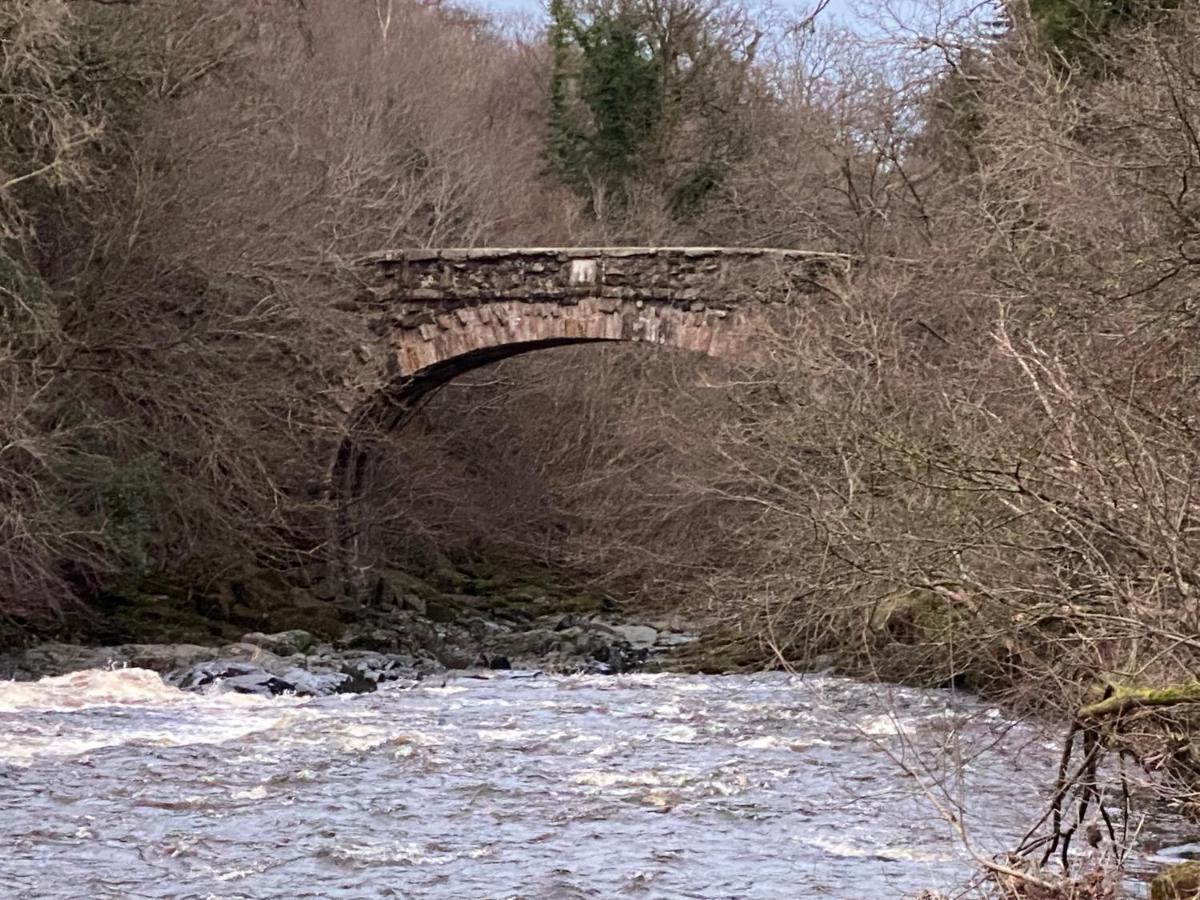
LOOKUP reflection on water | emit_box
[0,669,1186,898]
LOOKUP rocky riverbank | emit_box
[0,561,699,695]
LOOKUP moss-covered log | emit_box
[1077,682,1200,722]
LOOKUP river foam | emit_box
[0,667,187,712]
[0,670,1187,898]
[0,667,318,765]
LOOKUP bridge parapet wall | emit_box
[360,247,842,308]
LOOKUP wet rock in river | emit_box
[337,650,417,690]
[118,644,221,674]
[215,641,284,663]
[166,641,430,696]
[486,626,560,661]
[339,625,401,653]
[240,630,316,656]
[595,640,648,674]
[168,659,352,696]
[436,646,480,669]
[609,624,658,650]
[0,643,118,680]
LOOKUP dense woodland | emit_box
[3,0,1200,742]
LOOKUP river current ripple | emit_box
[0,670,1186,898]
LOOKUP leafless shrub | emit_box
[0,0,110,622]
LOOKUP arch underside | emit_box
[371,337,609,432]
[337,328,713,502]
[339,300,756,484]
[332,337,600,554]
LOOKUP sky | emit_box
[472,0,869,28]
[465,0,947,47]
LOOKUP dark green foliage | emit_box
[1029,0,1118,69]
[1027,0,1177,72]
[545,0,586,193]
[575,12,660,202]
[545,0,662,209]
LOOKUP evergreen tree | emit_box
[574,9,661,206]
[542,0,759,221]
[545,0,586,195]
[545,1,662,212]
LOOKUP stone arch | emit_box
[362,299,749,427]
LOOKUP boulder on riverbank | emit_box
[0,578,699,694]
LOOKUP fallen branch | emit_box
[1077,683,1200,722]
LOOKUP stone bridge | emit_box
[350,246,844,429]
[335,246,844,567]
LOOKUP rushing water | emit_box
[0,669,1190,899]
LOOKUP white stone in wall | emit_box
[569,259,598,285]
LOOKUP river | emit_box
[0,669,1190,898]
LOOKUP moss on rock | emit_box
[526,591,610,617]
[377,568,443,600]
[82,566,345,646]
[258,594,343,639]
[424,595,464,624]
[90,583,235,646]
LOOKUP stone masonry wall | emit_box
[358,247,844,377]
